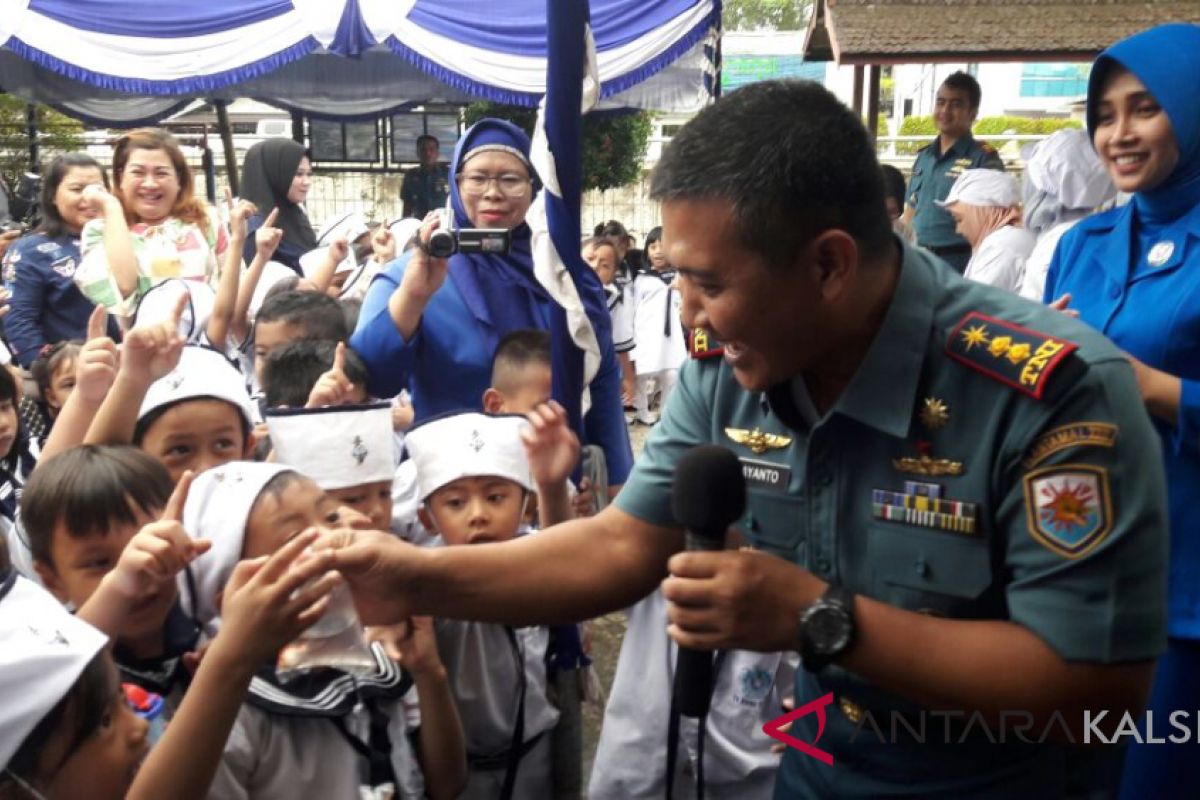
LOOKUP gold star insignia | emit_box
[988,335,1013,358]
[919,397,949,430]
[961,323,989,351]
[725,427,792,455]
[1006,342,1032,364]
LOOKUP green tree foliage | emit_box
[0,97,85,187]
[463,102,654,192]
[723,0,812,31]
[896,114,1082,155]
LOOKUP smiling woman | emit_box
[1041,22,1200,799]
[72,129,234,333]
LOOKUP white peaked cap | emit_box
[138,345,256,428]
[266,402,396,490]
[179,461,293,626]
[132,278,215,344]
[404,411,533,501]
[937,168,1021,209]
[249,261,300,320]
[0,573,108,767]
[389,218,422,250]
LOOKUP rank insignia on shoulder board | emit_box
[946,312,1078,400]
[689,327,724,359]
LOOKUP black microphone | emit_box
[670,445,747,718]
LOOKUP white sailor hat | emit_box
[299,244,357,282]
[179,461,293,626]
[131,278,216,344]
[316,212,370,247]
[138,345,256,429]
[0,571,108,767]
[937,169,1021,209]
[404,411,532,501]
[249,261,301,321]
[266,402,396,491]
[388,218,422,251]
[1022,128,1116,210]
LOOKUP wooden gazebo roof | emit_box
[803,0,1200,64]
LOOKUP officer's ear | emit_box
[806,229,859,303]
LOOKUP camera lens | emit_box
[427,229,456,259]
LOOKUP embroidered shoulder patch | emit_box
[1022,422,1118,469]
[689,326,724,360]
[1023,464,1112,558]
[946,312,1078,399]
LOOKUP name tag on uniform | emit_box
[740,457,791,491]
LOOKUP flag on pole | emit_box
[528,0,610,443]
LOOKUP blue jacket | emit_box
[351,253,634,484]
[3,232,117,366]
[1045,199,1200,638]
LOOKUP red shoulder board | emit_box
[946,312,1078,400]
[689,327,724,360]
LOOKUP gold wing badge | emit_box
[725,427,793,455]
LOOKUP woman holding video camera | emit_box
[351,117,632,486]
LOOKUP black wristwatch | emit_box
[798,584,857,673]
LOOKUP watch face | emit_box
[809,605,853,655]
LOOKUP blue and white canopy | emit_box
[0,0,719,123]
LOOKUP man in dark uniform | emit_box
[400,134,449,218]
[903,71,1005,272]
[318,80,1166,797]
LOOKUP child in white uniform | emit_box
[630,227,687,425]
[406,411,574,800]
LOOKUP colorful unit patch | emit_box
[1022,422,1119,469]
[689,326,724,360]
[946,311,1078,400]
[1023,464,1112,558]
[872,481,977,535]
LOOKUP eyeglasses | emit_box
[457,172,530,198]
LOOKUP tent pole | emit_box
[867,64,881,143]
[215,99,239,197]
[291,111,304,145]
[25,104,38,173]
[852,65,864,115]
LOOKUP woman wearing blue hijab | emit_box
[351,118,633,485]
[1043,23,1200,796]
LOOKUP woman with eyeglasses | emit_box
[352,118,633,487]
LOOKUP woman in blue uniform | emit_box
[350,118,633,485]
[1043,23,1200,797]
[3,153,116,368]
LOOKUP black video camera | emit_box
[427,203,511,258]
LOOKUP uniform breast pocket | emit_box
[739,491,805,561]
[866,525,996,617]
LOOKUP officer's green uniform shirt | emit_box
[907,133,1004,249]
[615,242,1168,798]
[400,163,450,218]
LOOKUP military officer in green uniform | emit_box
[903,71,1005,272]
[317,80,1167,798]
[400,133,450,218]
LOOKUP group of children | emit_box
[0,136,794,800]
[581,223,688,427]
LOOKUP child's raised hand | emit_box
[75,305,119,404]
[329,236,350,266]
[227,193,257,242]
[254,207,282,260]
[371,225,396,264]
[121,289,187,384]
[108,471,210,602]
[306,341,356,408]
[216,529,341,665]
[521,400,581,489]
[366,616,443,677]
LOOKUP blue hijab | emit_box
[446,118,547,353]
[1087,23,1200,222]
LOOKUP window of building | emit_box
[1020,63,1090,98]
